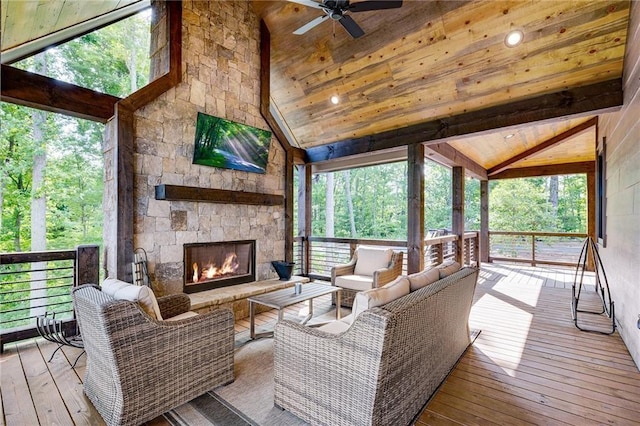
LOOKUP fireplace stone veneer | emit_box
[184,240,256,293]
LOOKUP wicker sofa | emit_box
[274,266,479,426]
[72,283,235,426]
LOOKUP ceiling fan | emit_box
[289,0,403,39]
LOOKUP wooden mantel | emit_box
[155,184,284,206]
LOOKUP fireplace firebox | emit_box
[183,240,256,293]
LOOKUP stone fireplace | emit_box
[184,240,256,293]
[102,1,286,295]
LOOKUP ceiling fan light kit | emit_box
[289,0,403,38]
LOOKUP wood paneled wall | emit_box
[598,1,640,369]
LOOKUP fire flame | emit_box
[192,253,239,283]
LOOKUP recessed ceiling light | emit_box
[505,30,524,47]
[330,95,340,104]
[504,133,515,139]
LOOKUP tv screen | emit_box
[193,112,272,174]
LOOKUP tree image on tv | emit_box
[193,112,271,174]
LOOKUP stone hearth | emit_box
[189,276,310,320]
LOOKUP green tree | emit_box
[489,178,556,231]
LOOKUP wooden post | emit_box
[474,232,480,265]
[76,245,100,286]
[285,151,294,263]
[114,104,135,282]
[587,170,596,271]
[480,180,489,263]
[452,167,465,265]
[298,165,312,275]
[531,235,536,267]
[436,243,444,264]
[407,143,425,273]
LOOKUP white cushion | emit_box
[437,260,461,278]
[340,313,355,325]
[352,276,410,319]
[317,319,351,334]
[407,267,440,291]
[353,247,393,276]
[165,311,199,321]
[102,278,163,320]
[335,275,374,291]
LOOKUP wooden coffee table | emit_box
[248,283,342,339]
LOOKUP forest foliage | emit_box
[1,11,151,253]
[0,12,151,330]
[302,162,586,240]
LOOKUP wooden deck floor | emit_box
[1,264,638,426]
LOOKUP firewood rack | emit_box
[36,312,85,367]
[571,237,615,335]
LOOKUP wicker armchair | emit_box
[72,284,235,426]
[331,247,404,307]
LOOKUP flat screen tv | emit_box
[193,112,272,174]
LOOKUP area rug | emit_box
[165,337,305,426]
[165,327,481,426]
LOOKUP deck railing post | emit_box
[531,235,536,267]
[76,245,100,286]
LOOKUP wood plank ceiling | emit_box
[253,0,631,171]
[0,0,145,63]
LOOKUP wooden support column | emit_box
[452,167,465,265]
[407,143,425,273]
[115,104,135,281]
[285,151,295,262]
[480,180,489,263]
[587,170,596,271]
[298,165,312,275]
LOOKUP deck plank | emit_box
[37,339,102,426]
[17,340,73,426]
[0,342,40,426]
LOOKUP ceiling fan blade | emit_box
[349,0,403,12]
[293,15,329,35]
[339,15,365,38]
[288,0,324,10]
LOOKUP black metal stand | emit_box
[36,312,85,368]
[571,237,615,335]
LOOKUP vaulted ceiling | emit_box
[253,0,631,172]
[0,1,632,176]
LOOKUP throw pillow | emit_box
[102,278,163,320]
[352,275,410,319]
[407,267,440,291]
[353,246,393,276]
[437,260,461,278]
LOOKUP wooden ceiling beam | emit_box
[259,20,305,163]
[487,117,597,176]
[305,79,621,163]
[489,161,595,180]
[424,143,487,181]
[0,64,120,123]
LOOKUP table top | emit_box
[247,282,339,310]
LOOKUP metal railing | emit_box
[0,245,99,351]
[293,232,480,280]
[489,231,587,267]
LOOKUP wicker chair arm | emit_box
[157,293,191,319]
[331,257,357,282]
[372,251,404,287]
